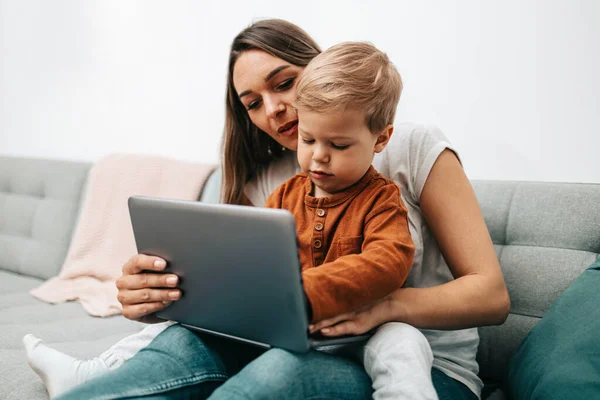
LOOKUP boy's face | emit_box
[297,108,391,198]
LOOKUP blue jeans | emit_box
[57,325,476,400]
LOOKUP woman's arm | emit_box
[311,149,510,335]
[399,149,510,328]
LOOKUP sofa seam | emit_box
[503,184,517,247]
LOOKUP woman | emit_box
[57,19,509,400]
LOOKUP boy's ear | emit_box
[374,125,394,153]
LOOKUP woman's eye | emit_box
[332,143,350,150]
[277,78,294,91]
[247,100,262,111]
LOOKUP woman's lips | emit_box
[278,120,298,137]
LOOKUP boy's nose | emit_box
[312,147,330,163]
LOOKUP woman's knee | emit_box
[212,348,372,399]
[240,348,304,384]
[146,324,200,350]
[209,349,306,399]
[139,325,227,374]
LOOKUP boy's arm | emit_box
[302,185,415,323]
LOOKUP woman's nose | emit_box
[264,95,285,119]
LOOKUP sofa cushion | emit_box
[507,257,600,399]
[472,181,600,384]
[0,156,90,280]
[198,167,221,204]
[0,270,145,400]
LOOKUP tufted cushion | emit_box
[472,181,600,387]
[0,156,91,280]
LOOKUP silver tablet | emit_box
[128,196,372,353]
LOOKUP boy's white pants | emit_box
[362,322,438,400]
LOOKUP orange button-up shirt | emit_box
[265,166,415,323]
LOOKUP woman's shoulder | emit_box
[386,122,450,154]
[377,122,458,202]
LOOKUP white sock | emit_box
[23,334,110,399]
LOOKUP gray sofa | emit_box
[1,154,598,400]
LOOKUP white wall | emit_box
[1,0,599,183]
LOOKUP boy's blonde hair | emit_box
[295,41,402,133]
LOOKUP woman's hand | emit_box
[309,295,399,337]
[115,254,182,323]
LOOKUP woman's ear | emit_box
[374,125,394,153]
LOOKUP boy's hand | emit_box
[309,295,396,336]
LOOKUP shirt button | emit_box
[314,222,324,231]
[313,239,322,249]
[317,209,325,217]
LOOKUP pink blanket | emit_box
[30,153,215,317]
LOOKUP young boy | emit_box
[25,42,438,399]
[267,42,414,324]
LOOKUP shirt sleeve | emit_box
[301,184,416,322]
[380,123,460,204]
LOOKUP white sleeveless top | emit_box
[245,123,483,398]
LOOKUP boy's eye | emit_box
[301,138,315,144]
[277,78,294,91]
[332,143,350,150]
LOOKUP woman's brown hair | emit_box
[221,19,321,205]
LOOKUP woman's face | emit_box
[233,50,304,151]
